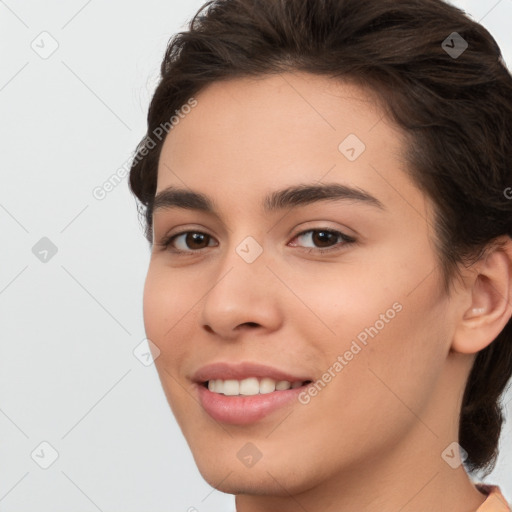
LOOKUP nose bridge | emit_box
[199,230,282,335]
[209,232,269,305]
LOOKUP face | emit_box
[143,72,459,497]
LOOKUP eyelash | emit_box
[157,228,356,256]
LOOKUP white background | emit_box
[0,1,510,510]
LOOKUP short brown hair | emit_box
[129,0,512,476]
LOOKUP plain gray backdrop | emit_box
[0,1,511,510]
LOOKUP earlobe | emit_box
[452,237,512,355]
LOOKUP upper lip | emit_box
[192,362,313,383]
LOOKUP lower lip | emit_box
[196,383,309,425]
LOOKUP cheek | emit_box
[142,267,192,364]
[326,280,450,436]
[142,268,197,417]
[295,251,450,417]
[142,271,167,343]
[281,261,400,354]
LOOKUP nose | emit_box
[199,245,283,340]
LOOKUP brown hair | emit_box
[129,0,512,476]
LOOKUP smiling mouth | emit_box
[202,377,313,396]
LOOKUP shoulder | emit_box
[475,483,511,512]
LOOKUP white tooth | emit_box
[208,378,300,395]
[214,379,224,394]
[259,377,276,394]
[239,377,260,396]
[223,379,240,396]
[275,380,292,391]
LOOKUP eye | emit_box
[288,229,356,254]
[157,228,355,255]
[159,231,217,254]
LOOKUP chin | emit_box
[197,465,306,497]
[188,444,317,498]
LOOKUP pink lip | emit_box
[196,383,310,425]
[192,361,313,425]
[192,361,311,383]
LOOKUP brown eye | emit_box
[289,229,355,253]
[311,231,338,247]
[161,231,217,253]
[183,233,211,249]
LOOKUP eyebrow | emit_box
[150,182,385,218]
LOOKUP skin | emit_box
[143,72,512,512]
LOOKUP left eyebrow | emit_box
[150,182,385,218]
[263,182,385,212]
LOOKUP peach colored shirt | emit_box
[475,484,511,511]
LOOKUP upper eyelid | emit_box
[164,226,348,240]
[159,220,354,238]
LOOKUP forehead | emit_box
[159,72,390,164]
[155,72,420,214]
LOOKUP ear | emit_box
[452,236,512,355]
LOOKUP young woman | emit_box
[129,0,512,510]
